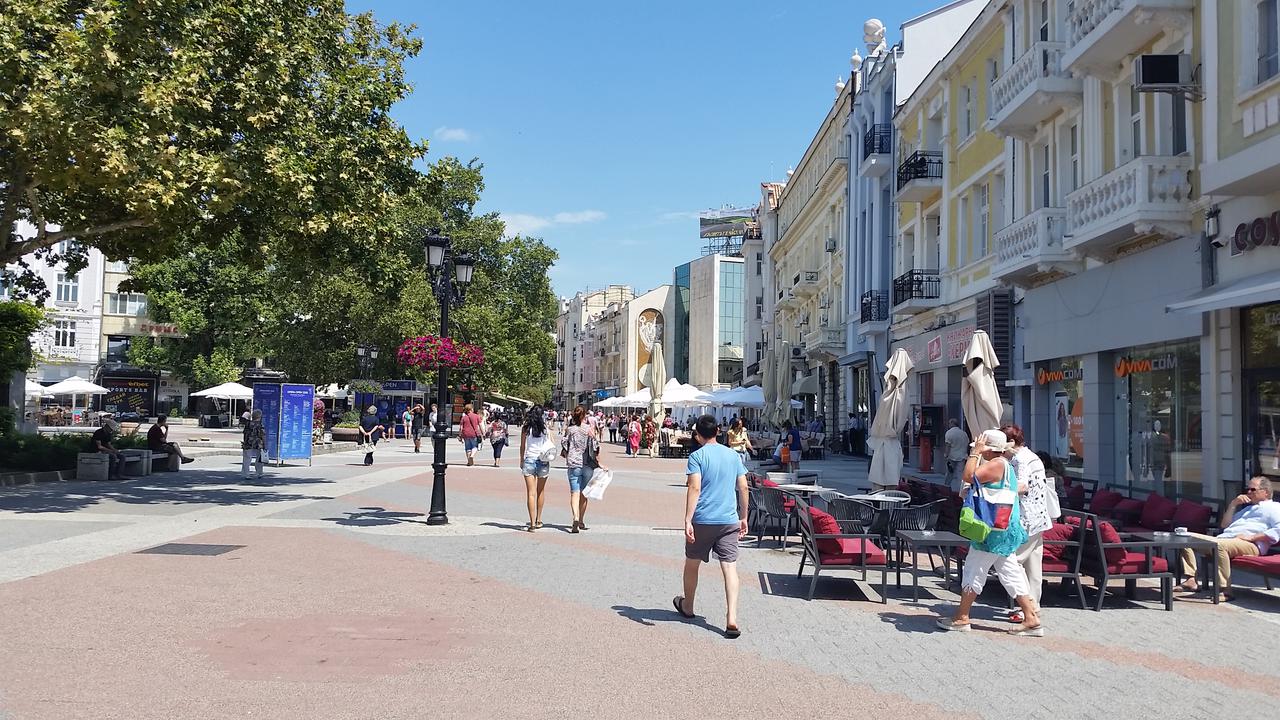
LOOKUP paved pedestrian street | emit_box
[0,441,1276,720]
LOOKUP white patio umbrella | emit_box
[193,381,255,426]
[40,376,110,410]
[647,342,667,421]
[960,330,1004,438]
[25,379,45,397]
[867,348,914,491]
[760,348,776,425]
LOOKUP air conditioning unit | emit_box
[825,237,837,253]
[1134,54,1193,92]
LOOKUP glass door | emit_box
[1245,372,1280,483]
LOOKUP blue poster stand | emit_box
[252,383,282,464]
[279,384,315,466]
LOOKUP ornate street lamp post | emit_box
[423,230,475,525]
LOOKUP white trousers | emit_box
[961,547,1031,599]
[241,449,263,478]
[1012,533,1045,604]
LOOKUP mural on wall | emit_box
[635,309,664,387]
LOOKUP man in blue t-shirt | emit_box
[673,415,749,638]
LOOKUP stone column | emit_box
[1082,351,1116,484]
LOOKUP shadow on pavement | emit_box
[878,609,950,634]
[757,571,885,604]
[611,604,722,635]
[480,521,577,534]
[322,506,428,527]
[0,473,332,514]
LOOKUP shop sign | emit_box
[1037,366,1084,385]
[895,324,977,368]
[139,323,183,337]
[1114,354,1177,378]
[381,380,417,392]
[927,336,942,363]
[1231,211,1280,256]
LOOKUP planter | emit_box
[331,427,361,442]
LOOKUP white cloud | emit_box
[552,210,606,224]
[658,210,701,222]
[499,209,606,237]
[433,126,473,142]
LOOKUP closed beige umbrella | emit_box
[760,348,776,426]
[775,341,792,427]
[867,348,914,491]
[961,330,1004,438]
[647,342,667,423]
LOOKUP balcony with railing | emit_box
[860,124,893,178]
[776,288,800,312]
[992,208,1082,288]
[1061,0,1194,77]
[859,290,891,326]
[792,270,820,298]
[1064,155,1192,258]
[987,42,1082,138]
[892,269,941,314]
[803,326,846,360]
[895,151,943,202]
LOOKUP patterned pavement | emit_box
[0,438,1276,719]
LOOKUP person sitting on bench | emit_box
[88,418,125,480]
[147,415,194,465]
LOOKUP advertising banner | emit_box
[253,383,283,463]
[279,384,315,463]
[699,207,756,238]
[100,377,157,416]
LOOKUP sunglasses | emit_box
[1245,487,1265,493]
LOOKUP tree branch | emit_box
[4,218,150,262]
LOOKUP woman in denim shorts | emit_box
[520,406,555,532]
[562,405,607,533]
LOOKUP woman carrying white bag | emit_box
[1001,423,1055,624]
[562,406,609,533]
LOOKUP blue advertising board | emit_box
[252,383,282,463]
[279,384,315,463]
[381,380,417,392]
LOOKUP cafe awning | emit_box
[1166,272,1280,314]
[790,373,819,397]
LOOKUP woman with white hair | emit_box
[359,405,384,466]
[937,429,1044,637]
[241,409,266,479]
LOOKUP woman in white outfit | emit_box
[1001,423,1054,624]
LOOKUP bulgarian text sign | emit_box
[253,383,282,463]
[278,384,315,462]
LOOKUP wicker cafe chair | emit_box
[756,486,797,549]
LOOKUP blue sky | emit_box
[352,0,947,297]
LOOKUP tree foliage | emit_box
[1,0,426,296]
[0,301,44,376]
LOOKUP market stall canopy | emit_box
[192,382,254,400]
[40,376,110,396]
[315,384,349,399]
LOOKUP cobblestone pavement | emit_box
[0,438,1276,719]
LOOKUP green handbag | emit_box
[958,506,991,543]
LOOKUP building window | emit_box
[1261,0,1280,83]
[976,183,990,258]
[1129,85,1143,160]
[106,259,130,273]
[106,335,132,362]
[1040,143,1052,209]
[755,296,763,319]
[958,195,971,264]
[1170,95,1188,156]
[1039,0,1050,41]
[961,83,974,138]
[53,320,76,348]
[55,273,78,303]
[1068,124,1080,191]
[754,253,762,276]
[986,59,999,118]
[106,292,147,316]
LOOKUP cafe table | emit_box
[894,529,970,603]
[1127,531,1220,604]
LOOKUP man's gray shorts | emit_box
[685,523,740,563]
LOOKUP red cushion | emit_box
[818,538,886,566]
[1108,551,1169,575]
[808,507,844,555]
[1112,498,1144,518]
[1066,485,1085,505]
[1171,500,1212,534]
[1097,520,1128,566]
[1139,493,1177,531]
[1042,559,1071,573]
[1232,554,1280,575]
[1042,522,1075,563]
[759,477,779,488]
[1090,489,1125,515]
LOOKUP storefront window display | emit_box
[1243,302,1280,482]
[1038,358,1084,477]
[1114,340,1202,494]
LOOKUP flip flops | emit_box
[672,596,695,619]
[724,625,741,639]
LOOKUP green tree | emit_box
[0,301,44,376]
[190,348,241,389]
[0,0,426,297]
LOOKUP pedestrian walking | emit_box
[673,415,749,638]
[726,417,753,464]
[607,414,618,443]
[1001,423,1053,623]
[402,406,413,442]
[937,429,1044,636]
[944,419,970,489]
[562,405,607,533]
[627,414,642,457]
[488,414,508,467]
[410,403,426,454]
[520,406,555,531]
[242,409,267,478]
[643,415,658,458]
[359,405,383,466]
[459,403,482,466]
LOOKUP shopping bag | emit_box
[976,483,1017,529]
[958,507,991,543]
[582,468,613,500]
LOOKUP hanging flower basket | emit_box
[397,335,485,372]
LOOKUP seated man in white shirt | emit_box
[1176,476,1280,602]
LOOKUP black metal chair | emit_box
[794,498,889,602]
[827,497,876,534]
[755,486,795,549]
[888,499,947,572]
